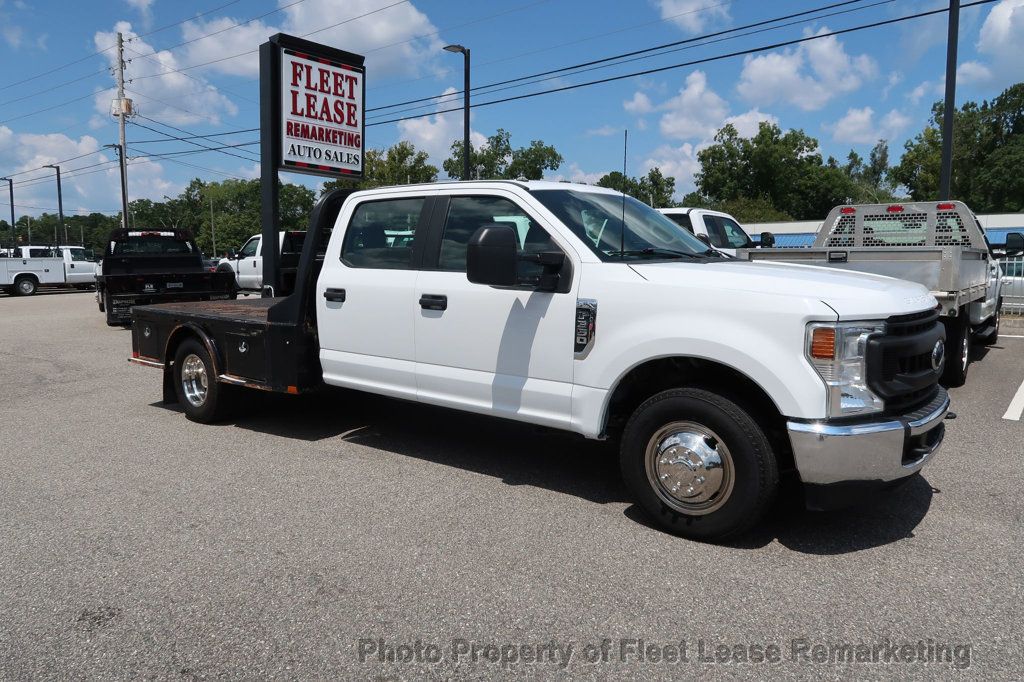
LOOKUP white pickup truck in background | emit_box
[217,230,308,293]
[0,244,97,296]
[657,208,770,257]
[741,201,1023,386]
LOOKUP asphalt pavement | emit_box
[1,291,1022,679]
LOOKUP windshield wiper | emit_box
[612,247,702,259]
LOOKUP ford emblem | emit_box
[931,339,945,371]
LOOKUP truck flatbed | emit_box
[134,297,280,325]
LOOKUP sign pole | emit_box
[260,40,282,297]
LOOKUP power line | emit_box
[366,0,736,95]
[131,115,261,162]
[365,0,998,128]
[131,128,259,144]
[0,0,248,91]
[368,0,899,123]
[1,202,119,214]
[124,50,258,105]
[367,0,877,116]
[135,0,246,38]
[137,0,544,81]
[0,88,114,126]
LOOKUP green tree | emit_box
[443,128,562,180]
[694,122,857,220]
[892,82,1024,211]
[596,168,677,207]
[323,141,438,193]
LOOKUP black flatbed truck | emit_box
[97,228,237,326]
[129,191,347,417]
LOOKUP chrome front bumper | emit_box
[787,388,949,487]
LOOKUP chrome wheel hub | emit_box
[18,280,33,294]
[961,335,969,370]
[645,421,734,515]
[180,354,208,407]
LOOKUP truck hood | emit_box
[630,259,936,319]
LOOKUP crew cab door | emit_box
[413,191,578,428]
[62,248,95,284]
[236,236,260,289]
[317,194,430,400]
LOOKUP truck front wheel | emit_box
[619,388,778,541]
[173,338,232,423]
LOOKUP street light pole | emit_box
[0,177,12,251]
[444,44,471,181]
[45,164,66,244]
[939,0,960,200]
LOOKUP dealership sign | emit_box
[263,34,365,179]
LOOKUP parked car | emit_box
[742,201,1023,386]
[128,181,950,541]
[95,229,236,326]
[0,244,97,295]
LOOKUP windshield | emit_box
[109,232,196,256]
[67,248,89,261]
[532,190,711,260]
[702,214,753,249]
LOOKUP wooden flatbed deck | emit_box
[134,297,282,325]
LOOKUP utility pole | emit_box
[209,193,217,257]
[44,165,66,244]
[113,32,132,229]
[0,177,12,251]
[939,0,960,200]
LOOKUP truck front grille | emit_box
[866,310,943,415]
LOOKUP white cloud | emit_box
[623,91,653,115]
[722,108,777,138]
[737,27,876,111]
[585,125,619,137]
[652,0,730,34]
[1,23,23,48]
[908,79,942,105]
[125,0,154,27]
[94,22,238,126]
[957,61,993,86]
[830,107,910,144]
[547,162,606,185]
[178,0,445,80]
[657,71,729,140]
[973,0,1024,87]
[0,125,179,216]
[396,87,485,175]
[642,142,705,195]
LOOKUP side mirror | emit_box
[760,231,776,248]
[1005,232,1024,256]
[467,224,519,287]
[695,233,711,246]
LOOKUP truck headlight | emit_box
[806,321,886,417]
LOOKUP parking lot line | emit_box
[1002,379,1024,421]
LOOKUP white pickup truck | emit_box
[742,201,1021,386]
[1,244,96,295]
[657,208,768,257]
[217,231,308,293]
[130,181,950,540]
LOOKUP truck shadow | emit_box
[219,388,935,554]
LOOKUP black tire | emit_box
[941,314,970,387]
[978,300,1000,347]
[173,338,232,423]
[97,291,105,313]
[103,292,121,327]
[13,275,37,296]
[619,388,778,541]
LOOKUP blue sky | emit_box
[0,0,1022,217]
